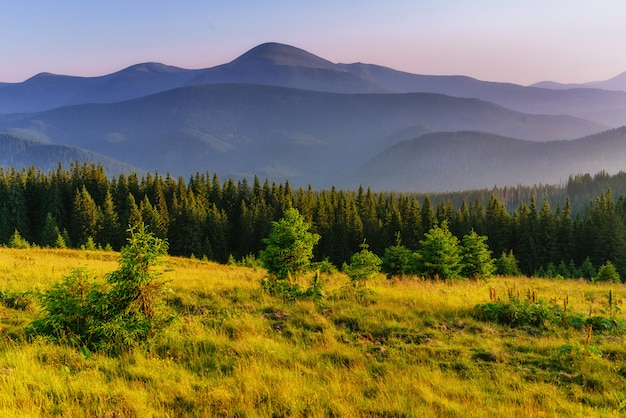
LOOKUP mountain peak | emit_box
[114,62,189,76]
[231,42,336,70]
[26,72,60,81]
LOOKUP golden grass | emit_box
[0,247,624,417]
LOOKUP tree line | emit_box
[2,163,626,279]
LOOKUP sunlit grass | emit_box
[0,247,624,416]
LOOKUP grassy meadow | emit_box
[0,247,625,417]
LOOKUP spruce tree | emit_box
[416,220,462,280]
[461,230,496,280]
[71,186,100,247]
[344,240,382,288]
[40,212,61,248]
[260,208,320,283]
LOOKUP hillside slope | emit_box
[348,127,626,192]
[1,42,625,127]
[0,84,606,187]
[0,133,139,175]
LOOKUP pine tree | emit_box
[40,212,61,248]
[416,220,462,280]
[381,233,415,279]
[485,195,510,257]
[461,230,496,280]
[421,196,435,237]
[260,208,320,283]
[400,197,421,250]
[596,260,621,283]
[71,186,100,247]
[126,193,143,231]
[344,240,382,288]
[496,250,520,277]
[537,200,557,270]
[98,190,121,249]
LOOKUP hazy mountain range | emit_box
[532,71,626,92]
[1,42,626,191]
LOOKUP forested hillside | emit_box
[0,133,139,175]
[348,127,626,191]
[3,164,626,278]
[0,84,604,189]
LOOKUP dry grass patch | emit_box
[0,248,624,416]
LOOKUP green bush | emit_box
[595,261,621,283]
[473,292,625,332]
[496,250,520,276]
[343,241,382,288]
[9,230,30,249]
[0,289,32,310]
[28,224,174,355]
[472,298,560,328]
[415,221,462,280]
[381,234,415,279]
[260,208,322,299]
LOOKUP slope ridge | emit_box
[2,41,624,127]
[348,127,626,192]
[0,84,606,188]
[0,133,140,175]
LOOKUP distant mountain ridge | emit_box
[2,41,626,192]
[0,133,140,175]
[1,42,626,126]
[532,71,626,92]
[0,63,202,113]
[0,83,605,188]
[347,127,626,192]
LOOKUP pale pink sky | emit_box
[1,1,625,85]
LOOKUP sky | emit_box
[1,1,626,85]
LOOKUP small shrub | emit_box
[237,253,263,269]
[260,208,322,300]
[28,267,105,347]
[0,289,32,310]
[381,234,415,279]
[80,237,97,251]
[496,250,520,276]
[28,223,175,355]
[310,258,338,275]
[596,261,621,283]
[473,291,625,332]
[472,298,560,329]
[343,241,382,288]
[9,230,30,249]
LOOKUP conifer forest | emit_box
[3,163,626,279]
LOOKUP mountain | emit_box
[335,63,626,127]
[1,42,626,127]
[0,133,140,175]
[533,71,626,93]
[186,42,384,93]
[347,127,626,192]
[187,43,626,126]
[0,84,605,188]
[0,63,201,113]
